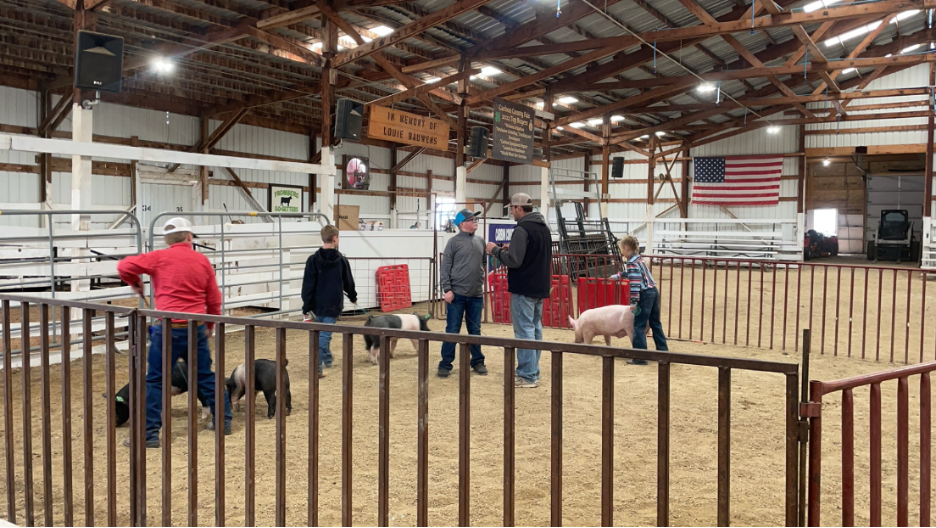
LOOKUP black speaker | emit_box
[74,30,124,93]
[335,98,363,141]
[467,126,489,158]
[611,157,625,178]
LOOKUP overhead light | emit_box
[803,0,840,13]
[697,82,716,93]
[767,125,780,134]
[151,57,173,73]
[587,118,603,126]
[640,134,650,138]
[655,131,666,136]
[426,77,441,84]
[570,122,585,128]
[371,25,394,36]
[535,101,544,109]
[610,115,626,122]
[556,126,564,131]
[480,66,502,77]
[557,96,578,105]
[842,68,856,74]
[901,44,921,54]
[823,159,831,166]
[885,53,893,57]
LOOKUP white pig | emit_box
[568,305,636,346]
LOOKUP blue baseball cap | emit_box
[454,209,480,226]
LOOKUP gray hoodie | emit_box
[441,230,486,297]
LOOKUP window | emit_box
[435,197,456,229]
[814,208,838,237]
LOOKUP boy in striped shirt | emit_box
[609,236,669,363]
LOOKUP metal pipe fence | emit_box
[544,253,934,364]
[0,293,800,526]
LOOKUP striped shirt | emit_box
[610,255,657,306]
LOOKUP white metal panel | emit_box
[0,86,38,128]
[692,126,799,156]
[57,101,199,148]
[866,175,925,242]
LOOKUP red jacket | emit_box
[117,243,222,330]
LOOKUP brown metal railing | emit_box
[547,253,934,364]
[1,293,800,526]
[805,359,936,526]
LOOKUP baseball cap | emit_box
[163,217,194,235]
[505,193,534,209]
[453,209,480,226]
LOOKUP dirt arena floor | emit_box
[0,296,931,527]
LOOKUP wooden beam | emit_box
[473,0,916,60]
[466,157,486,173]
[391,147,426,172]
[257,5,321,30]
[367,70,474,107]
[39,93,73,137]
[790,25,827,63]
[333,0,490,67]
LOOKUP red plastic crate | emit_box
[377,264,412,312]
[577,277,630,314]
[542,275,572,328]
[488,270,511,324]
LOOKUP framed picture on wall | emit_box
[268,184,303,213]
[342,155,370,190]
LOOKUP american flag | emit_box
[691,155,784,206]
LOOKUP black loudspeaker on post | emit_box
[611,157,625,178]
[74,30,124,93]
[466,126,489,158]
[335,98,363,141]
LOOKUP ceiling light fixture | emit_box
[655,131,666,136]
[767,126,780,134]
[480,66,502,76]
[557,96,578,105]
[152,57,173,73]
[426,77,441,84]
[823,159,831,166]
[610,115,626,122]
[370,26,394,36]
[901,44,921,54]
[587,118,603,126]
[570,122,586,128]
[697,82,716,93]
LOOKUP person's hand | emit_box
[207,326,214,339]
[130,283,143,295]
[444,291,454,304]
[485,242,497,253]
[630,305,637,313]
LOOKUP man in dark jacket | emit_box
[486,193,552,388]
[438,208,487,378]
[301,224,357,376]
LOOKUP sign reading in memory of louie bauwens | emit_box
[367,105,450,150]
[492,98,535,164]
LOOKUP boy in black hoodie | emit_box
[301,224,357,376]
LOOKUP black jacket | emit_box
[301,248,357,318]
[490,212,552,299]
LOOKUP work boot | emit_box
[472,363,488,375]
[206,421,232,435]
[123,436,160,449]
[437,368,450,378]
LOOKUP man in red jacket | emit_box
[117,217,232,448]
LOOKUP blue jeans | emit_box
[313,314,338,373]
[145,324,232,441]
[632,288,668,351]
[511,294,543,383]
[439,294,485,370]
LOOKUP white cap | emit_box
[163,217,194,235]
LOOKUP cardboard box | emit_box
[335,205,360,231]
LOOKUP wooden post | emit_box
[321,14,337,149]
[926,62,935,217]
[390,145,399,211]
[681,147,690,218]
[647,136,657,206]
[503,165,510,210]
[583,151,591,216]
[309,131,317,211]
[798,125,806,214]
[200,115,209,204]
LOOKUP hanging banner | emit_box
[492,98,535,164]
[367,106,450,150]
